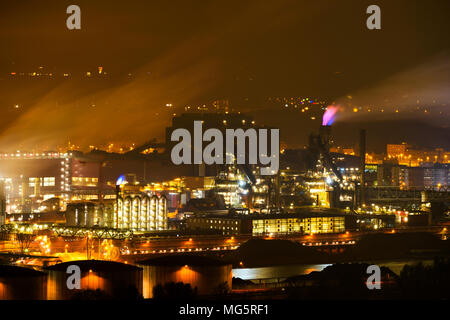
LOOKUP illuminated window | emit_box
[72,177,98,187]
[43,177,55,186]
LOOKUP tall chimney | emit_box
[359,129,366,206]
[319,125,332,150]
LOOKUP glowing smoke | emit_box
[0,1,300,153]
[332,54,450,126]
[322,105,339,126]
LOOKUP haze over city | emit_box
[0,0,449,152]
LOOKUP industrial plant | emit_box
[1,1,449,311]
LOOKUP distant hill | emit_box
[343,232,450,260]
[225,239,329,267]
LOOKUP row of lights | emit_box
[302,240,356,246]
[0,152,71,158]
[125,245,240,255]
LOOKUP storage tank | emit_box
[139,255,232,298]
[0,264,47,300]
[45,260,142,300]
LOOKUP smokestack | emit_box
[359,129,366,206]
[319,125,332,150]
[0,181,5,225]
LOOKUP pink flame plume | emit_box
[322,105,338,126]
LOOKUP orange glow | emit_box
[225,237,236,244]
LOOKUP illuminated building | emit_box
[214,178,240,207]
[65,201,115,228]
[252,212,345,235]
[376,161,408,187]
[0,152,73,213]
[386,144,449,167]
[116,179,168,231]
[212,99,230,113]
[375,161,449,190]
[304,179,329,207]
[185,209,347,236]
[423,163,449,190]
[0,148,190,214]
[387,143,408,158]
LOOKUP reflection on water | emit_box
[232,259,434,280]
[232,264,331,280]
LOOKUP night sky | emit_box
[0,0,449,151]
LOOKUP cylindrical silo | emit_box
[45,260,142,300]
[139,255,232,298]
[0,264,47,300]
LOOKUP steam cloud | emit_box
[332,53,450,126]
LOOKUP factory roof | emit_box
[138,254,230,267]
[45,260,142,272]
[191,207,349,220]
[251,208,349,220]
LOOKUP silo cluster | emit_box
[0,265,47,300]
[0,255,232,300]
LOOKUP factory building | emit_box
[0,152,72,213]
[251,213,345,235]
[65,201,115,228]
[116,180,168,231]
[423,163,449,190]
[0,150,189,215]
[116,194,167,231]
[186,214,252,235]
[65,184,169,231]
[185,209,347,236]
